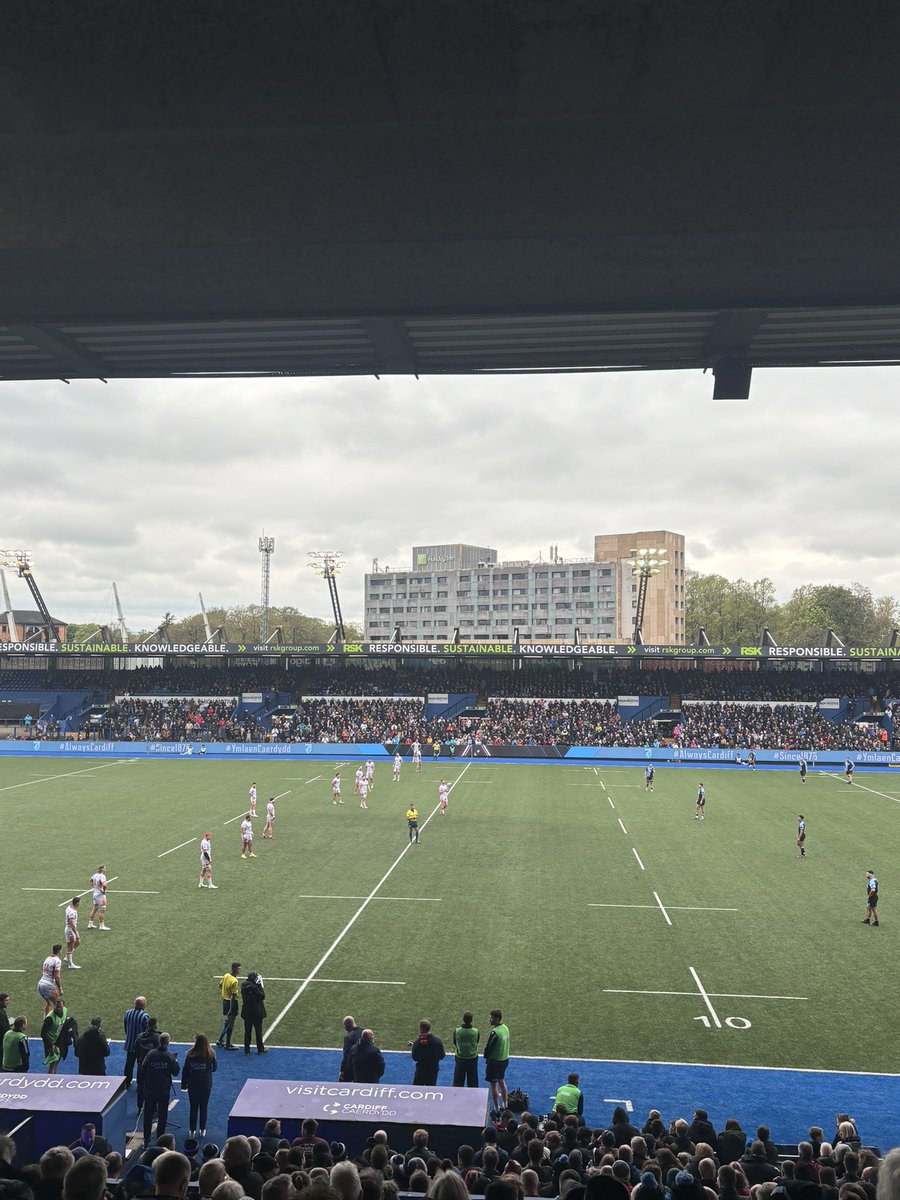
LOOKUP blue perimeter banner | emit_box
[1,741,900,768]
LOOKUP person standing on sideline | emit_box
[64,897,82,968]
[241,971,268,1055]
[76,1017,110,1075]
[38,945,64,1014]
[797,816,807,859]
[845,758,854,784]
[2,1016,29,1070]
[142,1033,179,1146]
[123,997,149,1088]
[863,870,879,926]
[87,865,110,931]
[350,1029,385,1083]
[409,1019,445,1085]
[134,1016,160,1112]
[181,1033,217,1138]
[41,999,68,1074]
[452,1012,480,1087]
[799,759,808,784]
[695,784,705,820]
[217,963,240,1050]
[0,994,9,1045]
[339,1016,361,1082]
[484,1009,510,1116]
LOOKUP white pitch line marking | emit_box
[827,773,900,805]
[263,761,471,1040]
[617,818,628,835]
[632,848,645,870]
[58,876,118,905]
[589,903,738,912]
[211,976,405,986]
[690,966,722,1028]
[653,891,672,926]
[604,987,807,1001]
[603,1098,633,1113]
[224,789,292,823]
[593,767,599,776]
[0,761,135,794]
[0,969,26,973]
[292,895,442,902]
[599,780,606,791]
[25,888,159,895]
[303,776,322,785]
[158,839,196,858]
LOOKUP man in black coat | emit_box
[75,1018,110,1075]
[0,995,10,1044]
[134,1017,161,1111]
[340,1016,362,1081]
[409,1019,445,1085]
[716,1120,748,1165]
[240,972,268,1055]
[142,1033,179,1146]
[351,1029,385,1083]
[688,1110,717,1147]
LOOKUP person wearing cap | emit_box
[217,962,241,1050]
[241,971,268,1055]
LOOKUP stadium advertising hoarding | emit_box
[5,641,900,660]
[230,1078,488,1126]
[2,741,899,767]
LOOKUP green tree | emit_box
[685,571,777,643]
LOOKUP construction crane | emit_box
[308,551,346,643]
[0,550,61,642]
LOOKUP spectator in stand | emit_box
[222,1138,263,1200]
[142,1033,180,1146]
[740,1143,779,1185]
[688,1112,717,1148]
[611,1108,642,1148]
[716,1120,747,1166]
[33,1149,74,1200]
[152,1152,192,1200]
[61,1156,108,1200]
[181,1033,217,1139]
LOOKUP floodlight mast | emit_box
[308,551,346,643]
[259,536,275,642]
[627,546,669,644]
[0,549,60,642]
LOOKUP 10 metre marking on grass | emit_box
[263,761,471,1040]
[0,761,135,794]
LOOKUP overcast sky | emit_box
[1,366,896,631]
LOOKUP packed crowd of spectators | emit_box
[271,698,426,744]
[0,1095,895,1200]
[675,705,885,752]
[475,701,643,747]
[95,698,260,743]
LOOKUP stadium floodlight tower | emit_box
[259,535,275,642]
[308,551,346,643]
[0,549,61,641]
[627,546,668,645]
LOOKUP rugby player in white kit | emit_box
[365,759,375,790]
[240,815,256,858]
[332,771,343,804]
[199,833,217,887]
[412,741,422,772]
[64,897,82,968]
[359,777,370,809]
[87,864,110,930]
[38,944,64,1012]
[354,766,364,795]
[248,782,257,817]
[262,796,275,838]
[393,752,402,781]
[438,779,449,814]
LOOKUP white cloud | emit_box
[1,364,897,628]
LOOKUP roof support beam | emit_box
[5,324,108,379]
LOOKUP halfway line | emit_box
[158,838,197,858]
[263,761,471,1040]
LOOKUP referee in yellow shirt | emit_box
[407,806,419,844]
[216,962,240,1050]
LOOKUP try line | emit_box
[263,761,471,1040]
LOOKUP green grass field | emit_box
[3,755,898,1074]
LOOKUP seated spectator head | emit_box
[618,1146,633,1164]
[198,1161,227,1197]
[292,1173,312,1194]
[612,1162,631,1186]
[41,1147,75,1180]
[748,1143,768,1160]
[370,1147,389,1174]
[488,1180,524,1200]
[809,1130,824,1147]
[331,1163,362,1200]
[157,1135,176,1152]
[457,1147,475,1172]
[483,1149,500,1177]
[409,1170,430,1194]
[309,1169,331,1185]
[757,1129,771,1144]
[302,1120,321,1138]
[612,1108,630,1127]
[413,1131,430,1151]
[699,1158,717,1182]
[62,1156,109,1200]
[248,1138,262,1158]
[211,1183,245,1200]
[482,1128,500,1148]
[254,1155,280,1181]
[105,1154,123,1180]
[843,1153,861,1177]
[799,1145,815,1164]
[429,1173,469,1200]
[261,1178,295,1200]
[222,1136,252,1171]
[153,1151,192,1199]
[521,1170,540,1197]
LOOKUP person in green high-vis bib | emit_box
[553,1073,584,1120]
[484,1008,510,1115]
[452,1011,480,1087]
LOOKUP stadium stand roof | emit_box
[3,1,900,396]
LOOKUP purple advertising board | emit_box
[0,1074,128,1160]
[229,1079,489,1156]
